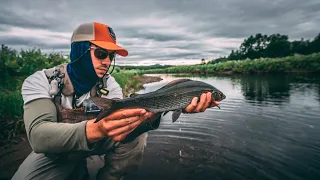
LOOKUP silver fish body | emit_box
[91,79,226,123]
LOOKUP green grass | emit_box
[139,53,320,74]
[111,69,144,97]
[0,88,25,146]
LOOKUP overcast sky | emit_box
[1,0,319,65]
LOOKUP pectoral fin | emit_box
[94,109,112,123]
[172,109,182,123]
[163,111,170,116]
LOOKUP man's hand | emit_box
[183,92,220,113]
[86,108,154,142]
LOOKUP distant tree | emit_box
[228,50,243,60]
[311,33,320,53]
[224,32,320,60]
[239,33,269,59]
[265,34,291,58]
[291,38,311,55]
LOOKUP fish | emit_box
[85,78,226,123]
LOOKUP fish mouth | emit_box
[221,94,226,100]
[211,90,226,101]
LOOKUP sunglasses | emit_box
[90,46,116,61]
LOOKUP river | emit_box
[127,73,320,180]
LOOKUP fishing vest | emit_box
[43,63,111,122]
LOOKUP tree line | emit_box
[210,33,320,64]
[0,44,68,89]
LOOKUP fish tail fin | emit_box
[163,111,170,116]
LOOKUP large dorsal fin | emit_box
[157,79,192,91]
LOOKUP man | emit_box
[12,22,220,180]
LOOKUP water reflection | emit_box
[170,73,320,105]
[129,73,320,180]
[230,74,291,105]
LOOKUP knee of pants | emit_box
[12,151,88,180]
[105,132,148,172]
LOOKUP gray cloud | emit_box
[0,0,319,65]
[149,52,201,59]
[119,28,189,42]
[0,35,69,50]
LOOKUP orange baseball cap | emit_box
[71,22,128,56]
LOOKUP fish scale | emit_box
[122,89,206,112]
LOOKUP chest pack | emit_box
[44,64,110,122]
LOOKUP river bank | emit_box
[139,53,320,75]
[0,74,163,180]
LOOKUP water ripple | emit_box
[130,74,320,180]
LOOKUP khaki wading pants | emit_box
[11,133,148,180]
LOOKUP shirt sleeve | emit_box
[23,98,95,153]
[21,72,95,153]
[21,71,52,105]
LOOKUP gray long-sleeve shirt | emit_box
[21,69,124,154]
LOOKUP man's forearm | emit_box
[24,98,95,153]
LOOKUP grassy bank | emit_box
[139,53,320,75]
[110,69,145,97]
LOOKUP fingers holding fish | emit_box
[109,112,152,141]
[203,92,212,111]
[183,92,214,113]
[104,108,147,121]
[100,115,145,132]
[197,92,212,112]
[109,112,155,141]
[97,109,152,141]
[210,101,220,108]
[106,119,142,139]
[183,96,198,113]
[194,93,208,112]
[111,128,135,142]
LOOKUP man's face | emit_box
[90,45,114,78]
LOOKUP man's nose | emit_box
[101,57,111,65]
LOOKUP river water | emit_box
[127,73,320,180]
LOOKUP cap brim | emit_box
[90,41,128,57]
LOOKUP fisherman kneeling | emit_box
[12,22,220,180]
